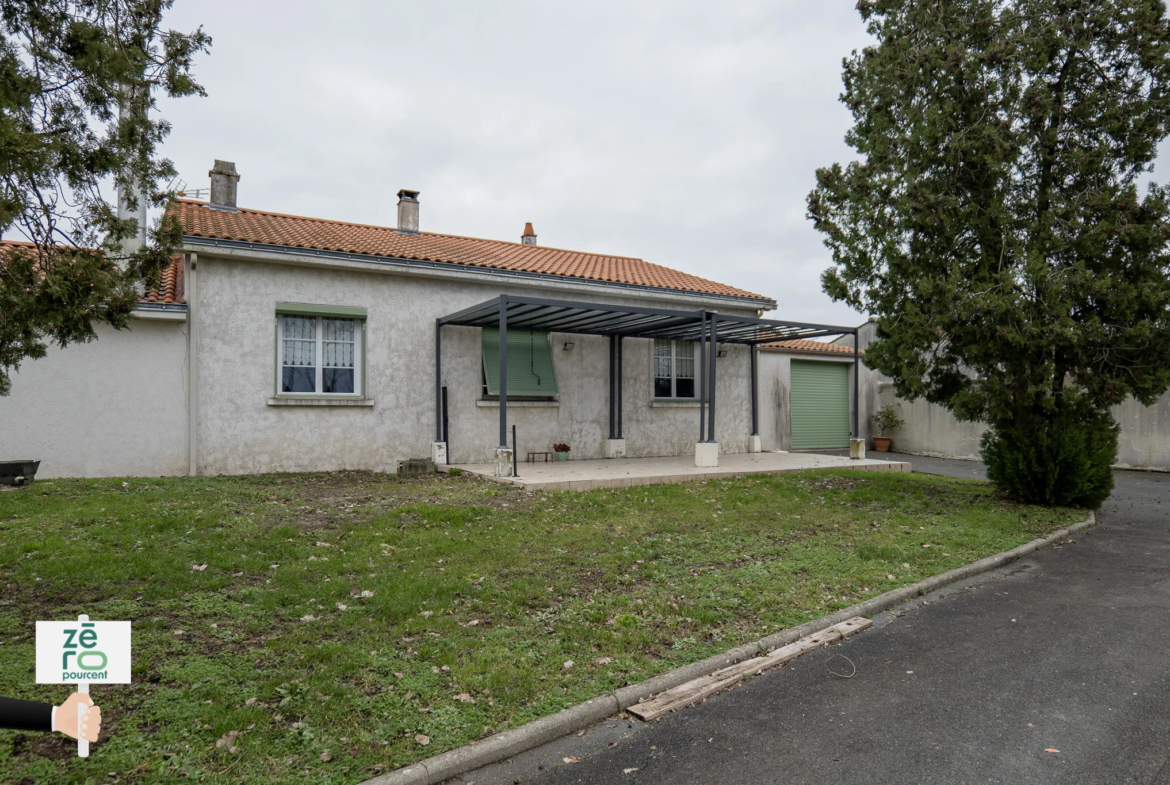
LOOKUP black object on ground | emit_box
[0,460,39,486]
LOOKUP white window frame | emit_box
[275,314,365,398]
[653,339,699,400]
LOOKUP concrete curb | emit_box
[363,511,1095,785]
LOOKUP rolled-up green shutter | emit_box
[482,328,559,396]
[790,360,850,449]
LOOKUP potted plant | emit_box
[871,406,904,452]
[553,443,571,461]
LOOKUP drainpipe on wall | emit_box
[187,252,198,476]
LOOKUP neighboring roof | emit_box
[760,338,863,356]
[1,240,185,306]
[142,257,184,304]
[171,200,770,303]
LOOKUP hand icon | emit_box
[54,693,101,742]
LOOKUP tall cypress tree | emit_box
[0,1,210,395]
[809,0,1170,507]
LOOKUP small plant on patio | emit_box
[553,443,571,461]
[872,406,903,452]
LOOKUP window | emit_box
[654,339,697,398]
[481,328,559,398]
[275,304,366,397]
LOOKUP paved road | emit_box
[457,458,1170,785]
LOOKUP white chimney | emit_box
[397,190,420,235]
[116,86,148,253]
[116,179,147,253]
[521,222,537,246]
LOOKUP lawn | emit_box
[0,469,1082,784]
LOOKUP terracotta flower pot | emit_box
[873,437,892,452]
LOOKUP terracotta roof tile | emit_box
[142,257,184,304]
[171,200,769,302]
[1,240,185,306]
[760,338,863,355]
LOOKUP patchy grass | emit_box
[0,470,1081,783]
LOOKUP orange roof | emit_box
[1,240,185,306]
[142,257,184,304]
[171,200,769,303]
[760,338,862,355]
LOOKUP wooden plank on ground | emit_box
[627,616,872,722]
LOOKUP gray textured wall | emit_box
[193,255,760,475]
[757,350,790,452]
[756,349,861,452]
[837,320,1170,470]
[0,318,189,478]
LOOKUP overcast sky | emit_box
[154,2,879,326]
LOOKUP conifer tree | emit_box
[0,0,210,394]
[810,0,1170,507]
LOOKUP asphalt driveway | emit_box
[455,457,1170,785]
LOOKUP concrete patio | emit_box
[440,451,911,492]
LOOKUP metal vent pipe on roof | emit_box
[397,189,420,235]
[208,160,240,212]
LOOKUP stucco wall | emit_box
[756,349,861,452]
[836,320,988,460]
[193,255,759,475]
[756,351,790,452]
[838,320,1170,470]
[1112,396,1170,471]
[0,318,189,478]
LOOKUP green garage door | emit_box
[790,360,850,449]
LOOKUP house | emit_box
[0,160,862,479]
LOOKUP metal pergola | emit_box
[435,294,860,458]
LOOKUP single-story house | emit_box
[0,160,864,479]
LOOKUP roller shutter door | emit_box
[790,360,850,449]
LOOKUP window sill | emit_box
[650,400,702,408]
[267,397,374,407]
[475,400,560,408]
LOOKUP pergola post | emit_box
[849,329,865,460]
[699,312,707,442]
[707,313,718,442]
[432,319,447,465]
[605,334,627,458]
[617,337,624,439]
[496,295,514,476]
[696,312,719,467]
[613,332,622,439]
[748,343,761,452]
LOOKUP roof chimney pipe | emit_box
[397,189,420,235]
[521,222,537,246]
[208,160,240,212]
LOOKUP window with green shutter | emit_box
[481,328,559,397]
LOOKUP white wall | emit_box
[0,318,189,478]
[839,320,1170,470]
[193,255,760,475]
[757,350,790,452]
[756,349,861,452]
